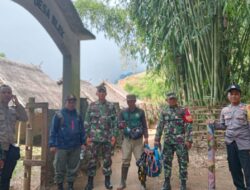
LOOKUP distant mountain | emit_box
[117,71,167,103]
[117,72,145,88]
[114,71,143,84]
[119,72,133,80]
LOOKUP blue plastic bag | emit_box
[136,144,162,178]
[144,144,162,177]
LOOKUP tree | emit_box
[122,72,168,103]
[129,0,250,105]
[0,52,5,58]
[75,0,250,105]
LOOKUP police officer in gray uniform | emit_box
[216,84,250,190]
[0,84,28,190]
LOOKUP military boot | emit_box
[140,182,146,190]
[180,180,186,190]
[161,178,171,190]
[117,166,129,190]
[85,176,94,190]
[68,182,74,190]
[105,175,113,189]
[57,183,64,190]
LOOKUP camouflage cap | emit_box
[166,92,177,99]
[126,94,137,101]
[66,94,77,101]
[97,85,106,93]
[227,84,241,93]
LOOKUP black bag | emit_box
[8,145,20,161]
[129,127,143,140]
[124,110,144,140]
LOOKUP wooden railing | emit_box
[139,103,222,131]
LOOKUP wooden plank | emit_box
[24,98,35,190]
[26,102,49,109]
[23,159,45,167]
[17,122,22,146]
[40,106,49,189]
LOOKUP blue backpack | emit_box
[136,144,162,178]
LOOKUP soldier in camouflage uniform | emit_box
[84,85,118,190]
[154,92,193,190]
[117,94,148,190]
[0,84,28,190]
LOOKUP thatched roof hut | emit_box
[0,58,62,109]
[101,81,128,108]
[0,58,131,109]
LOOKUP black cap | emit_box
[126,94,136,101]
[97,85,106,93]
[0,84,12,92]
[166,92,177,99]
[65,94,77,101]
[227,84,241,93]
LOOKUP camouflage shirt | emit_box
[0,103,28,150]
[155,105,192,144]
[85,100,118,143]
[217,103,250,150]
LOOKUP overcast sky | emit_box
[0,0,145,85]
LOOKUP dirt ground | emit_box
[11,130,235,190]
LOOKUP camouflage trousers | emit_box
[162,143,188,180]
[87,142,112,177]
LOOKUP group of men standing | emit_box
[0,83,250,190]
[48,85,193,190]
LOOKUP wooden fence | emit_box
[139,103,222,131]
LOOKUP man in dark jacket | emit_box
[49,95,86,190]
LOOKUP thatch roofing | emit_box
[0,58,62,109]
[80,80,129,108]
[102,81,129,108]
[0,58,131,109]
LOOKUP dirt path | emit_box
[49,148,234,190]
[11,130,235,190]
[49,130,234,190]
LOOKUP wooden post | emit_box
[24,97,35,190]
[17,122,22,146]
[207,123,216,190]
[40,103,49,189]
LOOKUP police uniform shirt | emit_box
[0,103,28,150]
[220,103,250,150]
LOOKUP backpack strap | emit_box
[55,111,64,127]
